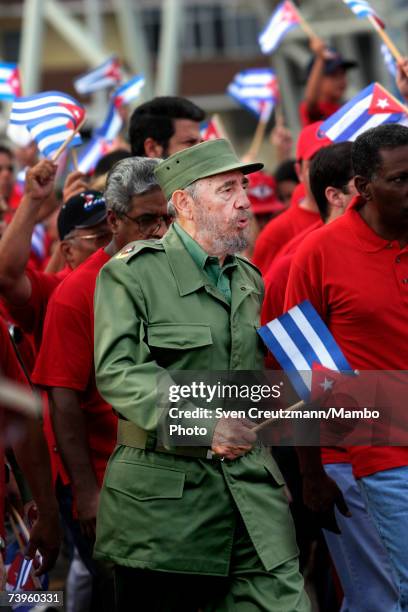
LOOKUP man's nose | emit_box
[235,186,250,209]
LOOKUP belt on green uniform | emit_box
[117,419,216,460]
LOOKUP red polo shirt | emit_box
[252,183,320,276]
[32,248,116,487]
[285,196,408,478]
[299,100,340,127]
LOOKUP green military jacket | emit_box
[93,225,297,575]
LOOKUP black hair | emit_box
[274,159,299,184]
[128,96,205,156]
[93,149,132,177]
[309,142,353,221]
[0,144,13,158]
[352,124,408,181]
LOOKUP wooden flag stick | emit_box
[252,399,305,433]
[51,117,85,163]
[245,116,268,161]
[368,15,403,63]
[291,3,318,41]
[0,377,42,418]
[70,147,79,171]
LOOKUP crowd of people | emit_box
[0,42,408,612]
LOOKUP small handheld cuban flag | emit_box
[111,74,145,108]
[342,0,384,28]
[381,43,397,78]
[0,62,21,100]
[74,56,122,95]
[258,1,300,55]
[10,91,85,158]
[318,82,406,143]
[77,102,123,173]
[227,68,279,122]
[257,300,354,401]
[200,115,226,141]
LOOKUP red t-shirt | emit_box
[299,100,340,127]
[252,184,319,276]
[3,266,70,350]
[285,196,408,478]
[32,248,116,487]
[0,318,30,538]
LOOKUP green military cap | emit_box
[154,138,264,200]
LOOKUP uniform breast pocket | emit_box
[147,323,213,369]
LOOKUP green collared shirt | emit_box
[173,222,237,304]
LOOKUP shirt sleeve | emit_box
[32,293,92,392]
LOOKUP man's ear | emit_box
[107,209,119,234]
[60,240,75,267]
[144,138,164,158]
[354,175,371,200]
[171,189,194,220]
[325,186,343,209]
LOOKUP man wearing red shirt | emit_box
[252,122,330,276]
[32,157,169,605]
[0,318,60,576]
[285,124,408,609]
[299,40,356,127]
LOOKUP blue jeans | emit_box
[359,466,408,611]
[323,463,399,612]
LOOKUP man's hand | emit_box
[24,161,57,203]
[396,57,408,102]
[75,487,100,541]
[270,122,293,162]
[25,509,61,576]
[309,37,336,60]
[63,171,89,203]
[212,418,257,460]
[302,470,351,534]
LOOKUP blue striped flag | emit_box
[257,301,353,401]
[318,82,406,143]
[112,74,145,107]
[77,102,123,173]
[10,91,85,158]
[381,43,397,78]
[342,0,384,28]
[74,56,122,95]
[227,68,279,122]
[258,1,300,54]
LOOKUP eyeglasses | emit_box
[122,213,173,234]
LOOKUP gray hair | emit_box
[105,156,162,215]
[167,180,199,217]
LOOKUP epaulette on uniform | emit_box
[236,254,262,276]
[115,239,164,263]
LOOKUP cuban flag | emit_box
[200,115,225,141]
[318,82,406,143]
[381,43,397,78]
[74,56,122,95]
[0,62,21,100]
[258,301,354,401]
[111,74,145,108]
[342,0,384,28]
[10,91,85,158]
[77,102,123,173]
[227,68,279,122]
[258,1,300,54]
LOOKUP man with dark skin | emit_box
[285,124,408,608]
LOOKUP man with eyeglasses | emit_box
[32,157,168,611]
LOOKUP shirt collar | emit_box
[347,195,404,253]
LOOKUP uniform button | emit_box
[387,243,393,249]
[396,257,401,263]
[403,279,408,284]
[53,446,58,452]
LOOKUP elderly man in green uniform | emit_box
[93,139,310,611]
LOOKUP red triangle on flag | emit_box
[368,83,407,115]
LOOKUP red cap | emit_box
[296,121,331,161]
[247,171,285,215]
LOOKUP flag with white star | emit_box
[318,82,407,143]
[257,301,353,401]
